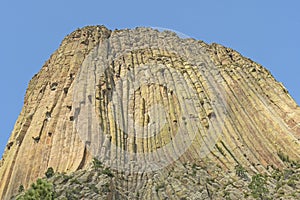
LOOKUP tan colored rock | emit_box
[0,26,300,199]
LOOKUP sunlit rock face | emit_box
[0,26,299,199]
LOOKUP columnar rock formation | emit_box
[0,26,299,199]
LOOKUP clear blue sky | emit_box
[0,0,299,157]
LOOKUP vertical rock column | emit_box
[0,26,111,199]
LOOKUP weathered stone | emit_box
[1,26,300,199]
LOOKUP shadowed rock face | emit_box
[0,26,299,199]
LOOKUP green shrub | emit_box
[271,169,282,181]
[248,174,269,199]
[18,185,24,193]
[102,168,114,177]
[45,167,55,178]
[235,165,247,179]
[92,158,103,169]
[17,179,55,200]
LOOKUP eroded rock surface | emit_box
[1,26,299,199]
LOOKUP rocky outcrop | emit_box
[13,161,300,200]
[0,26,299,199]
